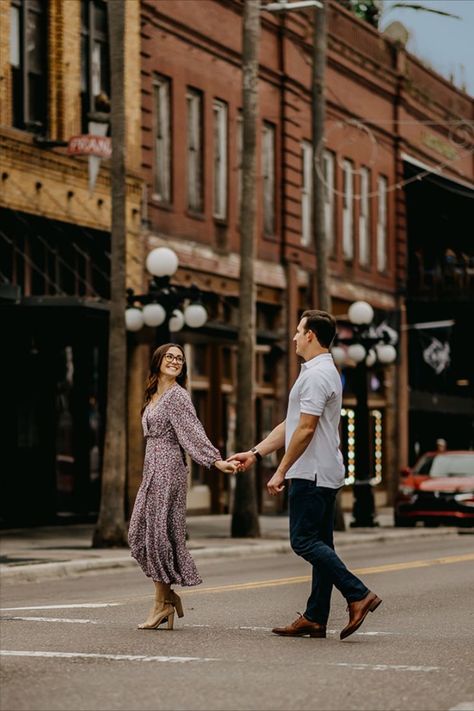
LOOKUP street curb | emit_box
[0,528,458,584]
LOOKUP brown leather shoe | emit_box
[340,591,382,640]
[272,614,327,638]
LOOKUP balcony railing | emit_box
[408,251,474,301]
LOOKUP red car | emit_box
[394,451,474,527]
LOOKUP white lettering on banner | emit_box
[67,135,112,158]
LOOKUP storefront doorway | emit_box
[0,304,108,527]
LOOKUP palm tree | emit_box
[231,0,261,538]
[312,2,330,314]
[92,0,128,548]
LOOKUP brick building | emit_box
[131,0,473,515]
[0,0,143,525]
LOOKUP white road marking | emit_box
[3,616,98,624]
[238,625,273,631]
[183,624,397,637]
[0,650,218,663]
[352,630,400,637]
[2,616,397,636]
[0,604,119,611]
[0,651,446,673]
[449,704,474,711]
[328,662,440,672]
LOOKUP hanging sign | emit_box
[67,135,112,158]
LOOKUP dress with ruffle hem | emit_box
[128,383,221,586]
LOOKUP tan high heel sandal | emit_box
[138,600,175,630]
[169,590,184,618]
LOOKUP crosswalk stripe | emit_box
[0,650,217,663]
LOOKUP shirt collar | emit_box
[301,353,333,370]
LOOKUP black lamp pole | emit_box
[335,319,397,528]
[351,358,377,527]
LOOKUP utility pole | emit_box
[231,0,261,538]
[311,2,345,531]
[93,0,128,547]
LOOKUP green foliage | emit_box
[338,0,381,28]
[338,0,461,29]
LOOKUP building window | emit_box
[323,150,335,254]
[262,122,276,236]
[301,141,312,246]
[153,74,172,204]
[359,167,371,267]
[377,175,388,272]
[81,0,110,133]
[186,88,204,213]
[10,0,48,132]
[213,100,228,220]
[342,159,354,261]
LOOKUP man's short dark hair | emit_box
[301,309,336,348]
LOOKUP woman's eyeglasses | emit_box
[164,353,185,365]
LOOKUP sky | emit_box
[380,0,474,96]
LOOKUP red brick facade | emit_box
[135,0,473,513]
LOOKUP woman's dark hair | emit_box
[141,343,187,414]
[301,309,336,348]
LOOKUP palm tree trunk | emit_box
[92,0,128,547]
[231,0,261,538]
[312,3,345,531]
[312,2,329,313]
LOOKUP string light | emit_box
[372,409,383,485]
[342,407,356,485]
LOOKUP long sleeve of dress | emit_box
[168,386,221,468]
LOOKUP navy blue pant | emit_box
[289,478,369,625]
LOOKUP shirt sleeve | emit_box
[299,372,330,417]
[168,386,222,468]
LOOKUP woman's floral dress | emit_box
[128,383,221,586]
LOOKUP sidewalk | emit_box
[0,509,459,584]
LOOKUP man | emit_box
[436,438,447,453]
[229,310,381,640]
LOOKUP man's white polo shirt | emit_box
[285,352,345,488]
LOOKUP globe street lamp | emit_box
[332,301,398,527]
[125,246,208,337]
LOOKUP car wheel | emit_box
[423,520,440,528]
[394,515,416,527]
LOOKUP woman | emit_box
[128,343,237,630]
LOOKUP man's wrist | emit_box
[250,447,263,462]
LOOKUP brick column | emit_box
[0,2,11,126]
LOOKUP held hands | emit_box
[214,460,240,475]
[226,451,255,472]
[225,451,286,495]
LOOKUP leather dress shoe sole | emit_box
[272,630,326,638]
[272,627,326,638]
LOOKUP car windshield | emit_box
[423,454,474,477]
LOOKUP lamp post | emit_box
[332,301,398,527]
[125,246,208,337]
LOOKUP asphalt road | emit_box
[1,535,474,711]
